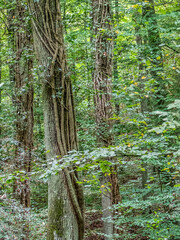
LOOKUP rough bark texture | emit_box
[14,0,34,208]
[92,0,113,146]
[92,0,120,238]
[28,0,84,239]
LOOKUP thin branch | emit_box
[163,44,180,54]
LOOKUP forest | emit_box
[0,0,179,239]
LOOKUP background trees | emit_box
[0,0,179,239]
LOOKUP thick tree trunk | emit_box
[92,0,120,238]
[14,0,34,209]
[28,1,84,239]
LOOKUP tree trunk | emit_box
[113,0,120,116]
[28,1,84,239]
[92,0,121,238]
[14,0,34,209]
[133,0,149,201]
[142,0,165,108]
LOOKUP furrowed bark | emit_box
[28,0,84,239]
[14,0,34,209]
[92,0,121,238]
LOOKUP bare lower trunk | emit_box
[48,174,80,240]
[101,176,113,237]
[29,1,84,239]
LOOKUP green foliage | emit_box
[0,198,47,239]
[0,0,179,239]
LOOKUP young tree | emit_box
[113,0,121,116]
[28,0,84,239]
[132,0,164,202]
[92,0,121,238]
[133,0,149,194]
[142,0,165,108]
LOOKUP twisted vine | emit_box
[29,0,84,238]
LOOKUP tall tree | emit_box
[133,0,149,193]
[92,0,121,238]
[14,0,34,208]
[113,0,120,116]
[28,0,84,239]
[133,0,166,202]
[142,0,165,108]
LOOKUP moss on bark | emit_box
[48,197,63,239]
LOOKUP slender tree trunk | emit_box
[35,86,43,139]
[143,0,163,65]
[133,0,149,201]
[133,0,167,201]
[62,0,67,34]
[28,1,84,239]
[136,29,148,200]
[92,0,120,238]
[14,0,34,209]
[142,0,165,107]
[113,0,120,116]
[7,7,16,85]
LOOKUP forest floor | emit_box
[85,211,104,240]
[84,210,150,240]
[0,197,150,240]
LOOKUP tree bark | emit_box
[92,0,121,238]
[28,1,84,239]
[14,0,34,209]
[113,0,120,116]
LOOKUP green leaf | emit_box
[174,184,180,188]
[168,100,180,109]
